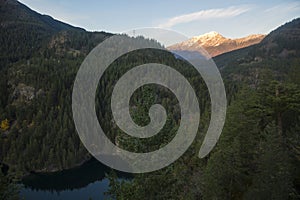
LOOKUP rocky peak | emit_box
[168,32,265,57]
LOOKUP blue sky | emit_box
[19,0,300,38]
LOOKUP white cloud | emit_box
[264,2,300,13]
[158,6,252,28]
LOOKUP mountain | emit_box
[215,18,300,65]
[0,0,87,64]
[257,18,300,58]
[0,0,112,173]
[0,1,300,199]
[109,18,300,199]
[213,18,300,86]
[0,0,83,32]
[168,31,265,57]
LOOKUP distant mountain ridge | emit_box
[0,0,84,31]
[0,0,112,173]
[0,0,299,176]
[257,18,300,58]
[213,17,300,86]
[168,31,265,57]
[0,0,110,64]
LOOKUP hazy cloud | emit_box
[158,6,252,28]
[264,2,300,13]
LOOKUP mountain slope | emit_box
[0,0,85,64]
[257,18,300,58]
[0,0,299,183]
[214,18,300,86]
[0,0,112,173]
[108,18,300,199]
[168,31,265,57]
[0,0,83,32]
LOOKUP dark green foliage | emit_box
[244,123,297,200]
[0,0,112,174]
[0,2,300,199]
[106,18,300,200]
[0,165,19,200]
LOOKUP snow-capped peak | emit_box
[184,31,226,47]
[195,31,222,38]
[168,31,265,57]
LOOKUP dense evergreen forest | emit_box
[106,19,300,199]
[0,0,300,199]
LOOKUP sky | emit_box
[19,0,300,38]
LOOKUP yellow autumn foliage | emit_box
[0,119,9,131]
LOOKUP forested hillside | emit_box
[0,0,112,174]
[107,18,300,199]
[0,0,299,199]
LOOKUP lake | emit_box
[20,158,129,200]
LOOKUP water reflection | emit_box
[20,158,130,200]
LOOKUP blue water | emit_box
[20,179,109,200]
[19,159,128,200]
